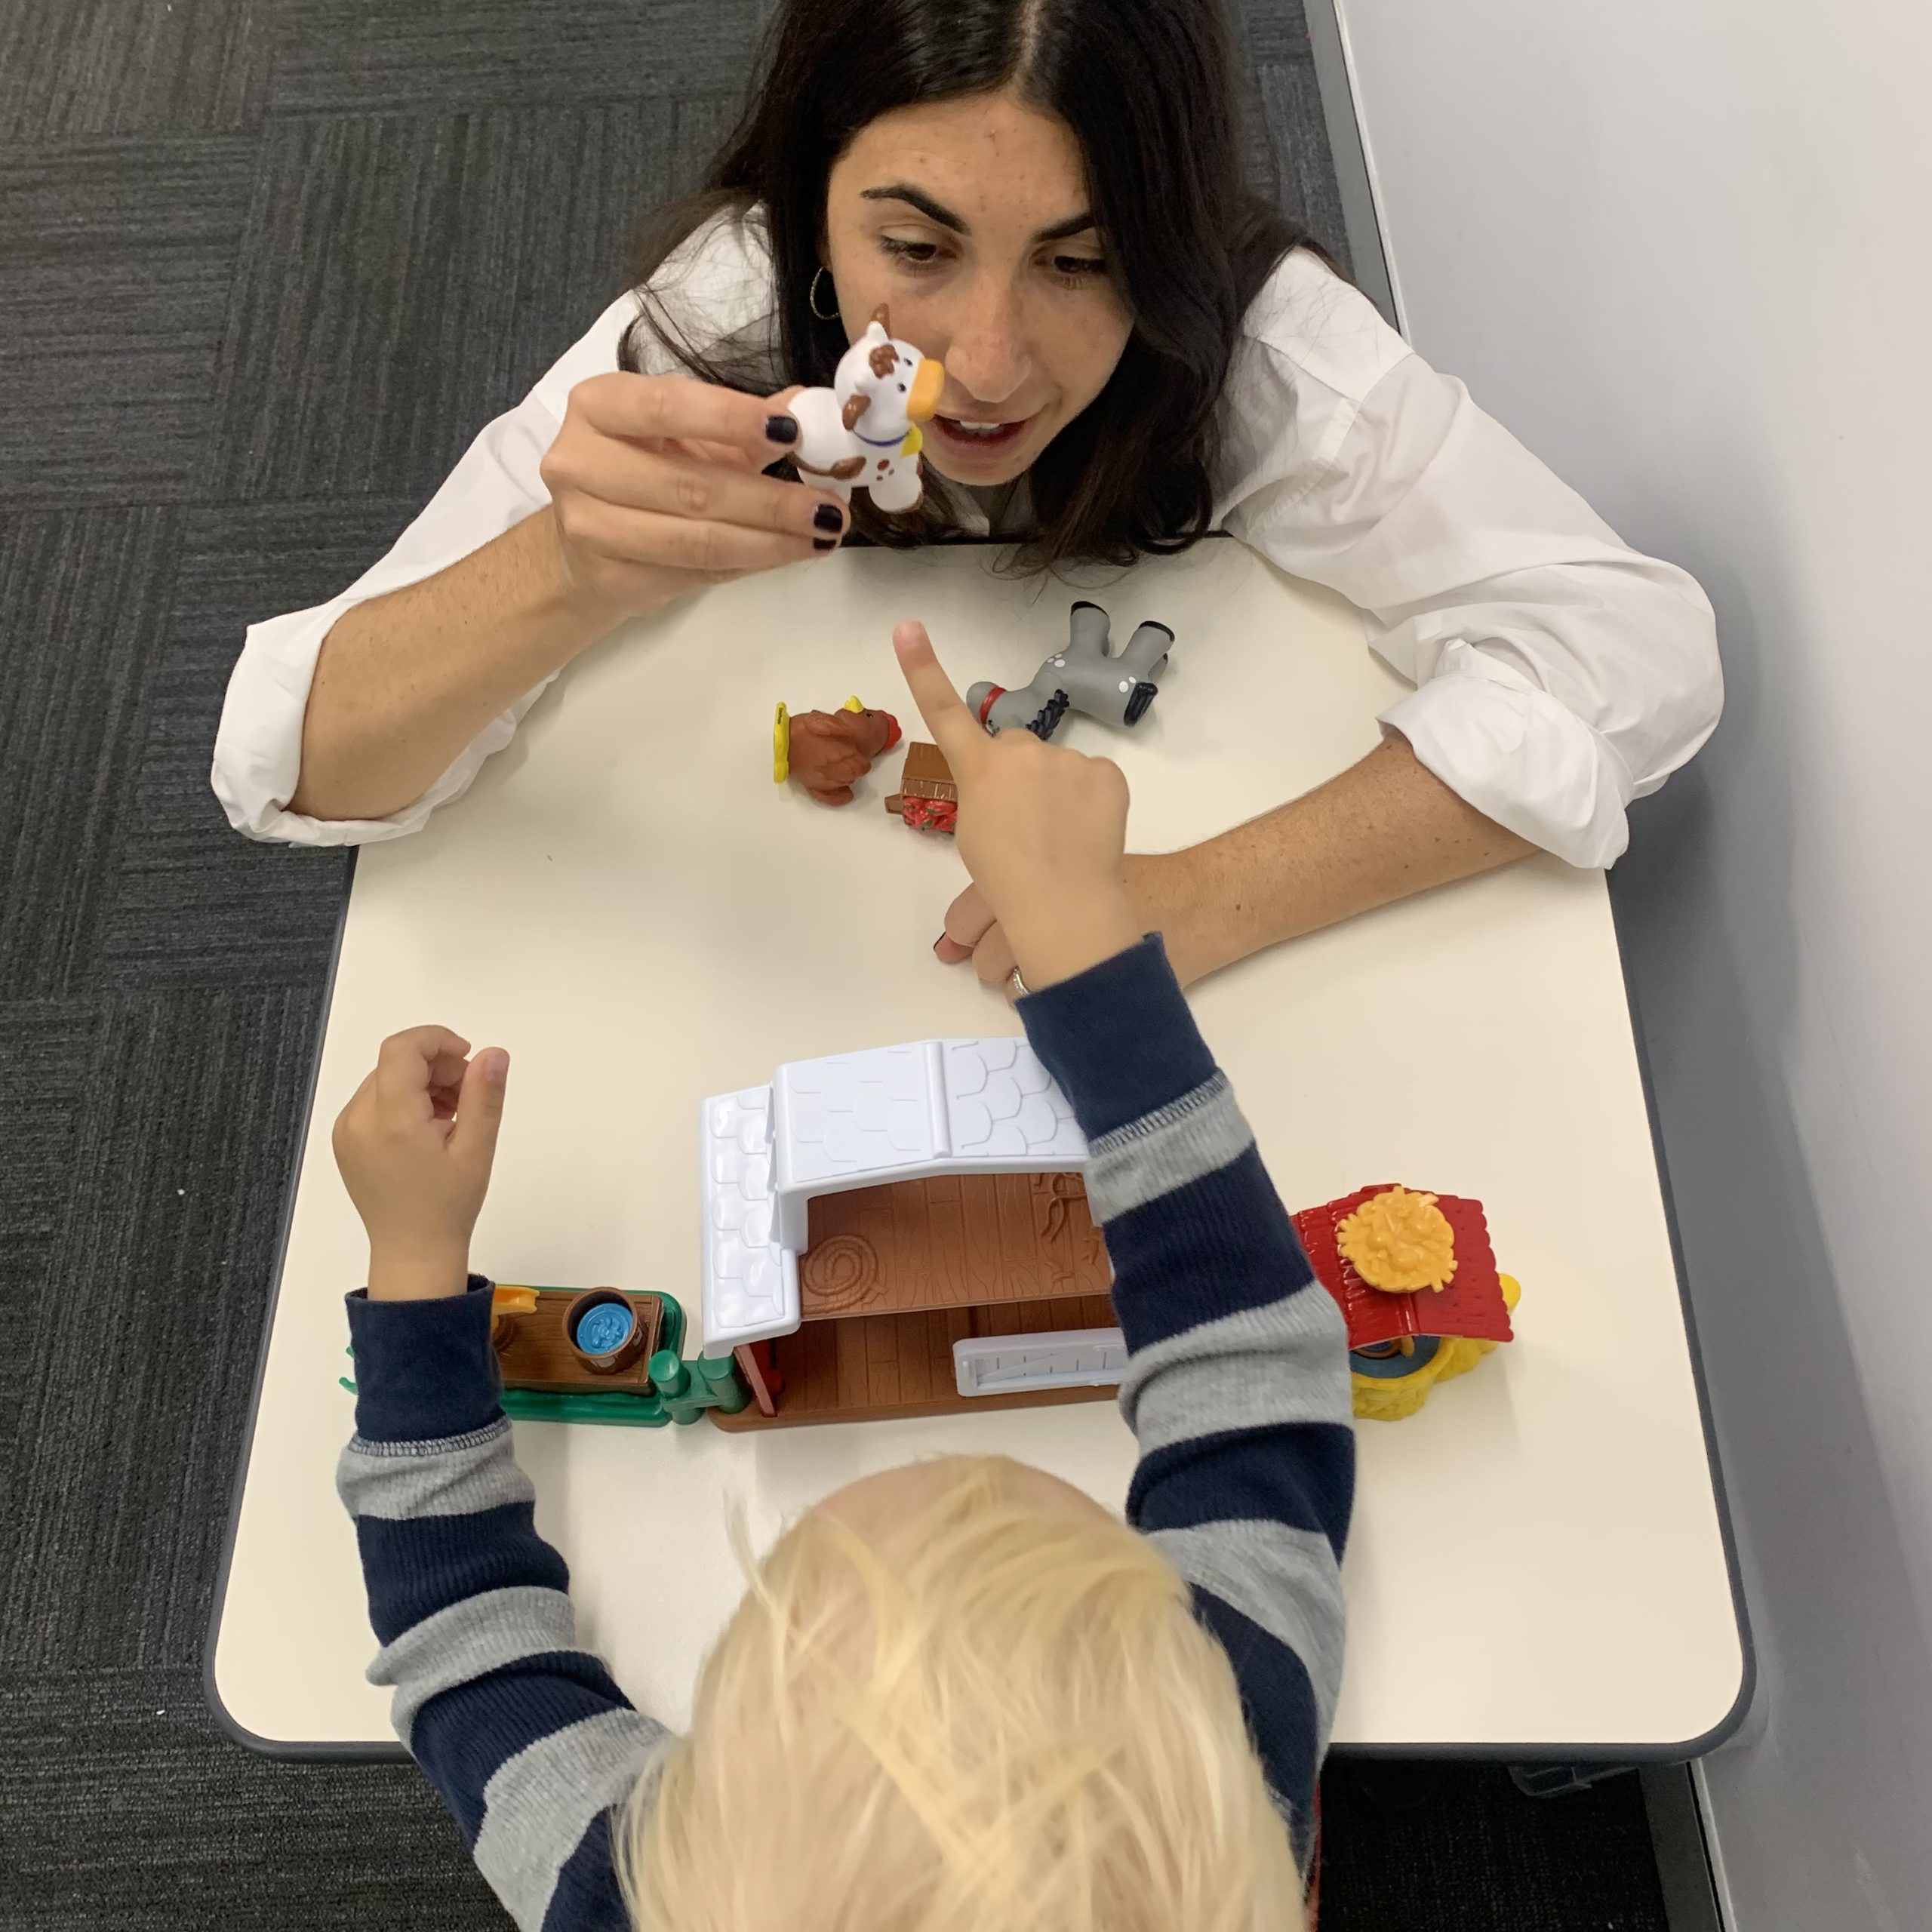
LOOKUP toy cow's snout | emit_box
[905,356,945,422]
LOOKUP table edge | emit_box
[1604,885,1758,1754]
[202,844,365,1760]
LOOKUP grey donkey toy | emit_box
[966,601,1175,741]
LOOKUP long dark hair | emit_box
[621,0,1321,568]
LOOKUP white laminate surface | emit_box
[211,537,1743,1753]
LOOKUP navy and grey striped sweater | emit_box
[338,934,1356,1930]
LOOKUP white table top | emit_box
[209,537,1746,1756]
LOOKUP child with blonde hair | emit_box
[332,620,1355,1931]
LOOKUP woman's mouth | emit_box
[931,413,1035,456]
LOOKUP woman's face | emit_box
[823,91,1134,487]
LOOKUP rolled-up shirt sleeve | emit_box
[1219,256,1721,869]
[211,293,640,846]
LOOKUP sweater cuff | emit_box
[345,1275,505,1444]
[1017,935,1217,1141]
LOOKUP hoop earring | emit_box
[808,265,838,322]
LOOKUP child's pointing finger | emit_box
[893,621,982,767]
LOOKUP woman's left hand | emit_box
[934,851,1212,992]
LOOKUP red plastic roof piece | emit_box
[1292,1186,1515,1351]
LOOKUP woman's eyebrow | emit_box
[860,183,1097,244]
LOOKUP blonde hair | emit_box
[620,1454,1303,1932]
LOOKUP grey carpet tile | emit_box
[1233,53,1351,272]
[210,99,735,502]
[0,0,266,145]
[2,988,326,1673]
[0,509,179,1000]
[0,1003,103,1429]
[1226,0,1315,68]
[1319,1761,1669,1931]
[0,1668,502,1930]
[266,0,769,113]
[98,501,425,987]
[669,91,748,205]
[0,140,254,506]
[1223,14,1352,268]
[1260,57,1351,269]
[1205,0,1349,266]
[0,1003,99,1244]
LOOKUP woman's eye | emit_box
[1050,254,1107,281]
[878,235,942,268]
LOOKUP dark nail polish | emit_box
[813,537,836,552]
[813,503,844,534]
[764,414,798,445]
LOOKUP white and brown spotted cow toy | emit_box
[789,305,945,513]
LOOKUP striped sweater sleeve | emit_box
[1017,935,1355,1869]
[336,1278,668,1931]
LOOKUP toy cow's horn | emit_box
[870,303,891,334]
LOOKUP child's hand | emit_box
[894,620,1141,991]
[332,1026,509,1300]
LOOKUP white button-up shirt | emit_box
[212,211,1719,866]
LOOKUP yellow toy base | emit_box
[1352,1273,1521,1421]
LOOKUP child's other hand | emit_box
[894,620,1140,991]
[332,1026,509,1300]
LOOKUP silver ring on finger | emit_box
[1008,966,1029,999]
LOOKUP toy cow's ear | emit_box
[871,303,891,334]
[841,391,872,430]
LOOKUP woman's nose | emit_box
[939,273,1032,406]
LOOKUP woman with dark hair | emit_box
[214,0,1719,991]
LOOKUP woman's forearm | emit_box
[290,509,638,823]
[1145,732,1534,983]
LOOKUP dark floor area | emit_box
[0,2,1671,1924]
[1321,1763,1670,1931]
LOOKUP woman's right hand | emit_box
[538,373,848,621]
